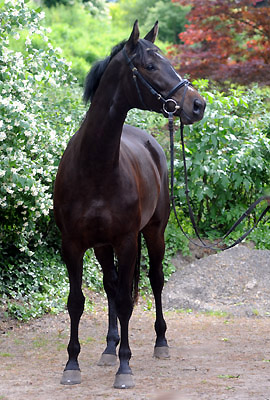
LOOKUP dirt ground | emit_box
[1,293,270,400]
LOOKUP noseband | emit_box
[122,47,190,115]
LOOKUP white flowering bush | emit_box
[0,0,102,319]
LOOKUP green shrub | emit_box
[173,80,270,245]
[0,0,104,319]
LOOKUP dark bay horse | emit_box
[54,21,205,389]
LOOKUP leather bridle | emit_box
[123,47,190,116]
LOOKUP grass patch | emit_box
[0,352,13,357]
[33,338,48,348]
[218,374,240,379]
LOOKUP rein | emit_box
[169,117,270,251]
[123,46,270,250]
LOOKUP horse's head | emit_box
[123,21,206,125]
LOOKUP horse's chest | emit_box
[78,196,139,237]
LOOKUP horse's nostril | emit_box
[193,99,203,114]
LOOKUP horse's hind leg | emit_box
[94,246,119,366]
[61,241,85,385]
[113,235,138,388]
[143,225,170,359]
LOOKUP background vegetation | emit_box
[169,0,270,85]
[0,0,269,320]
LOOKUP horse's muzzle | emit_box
[193,98,206,118]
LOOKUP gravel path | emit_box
[2,245,270,399]
[163,244,270,317]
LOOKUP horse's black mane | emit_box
[83,40,127,103]
[83,38,158,104]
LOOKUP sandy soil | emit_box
[1,294,270,400]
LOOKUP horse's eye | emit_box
[146,64,155,71]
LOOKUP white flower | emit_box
[0,132,7,141]
[0,170,5,177]
[25,36,31,46]
[35,74,43,82]
[64,116,72,123]
[48,77,56,86]
[50,129,56,140]
[13,100,26,112]
[2,97,10,106]
[31,186,39,196]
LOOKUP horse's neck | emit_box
[78,93,128,172]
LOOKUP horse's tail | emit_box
[132,232,141,305]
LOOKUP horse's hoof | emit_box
[154,346,170,359]
[60,369,81,385]
[97,353,117,366]
[113,373,135,389]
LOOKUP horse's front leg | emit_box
[113,235,137,389]
[60,242,85,385]
[94,246,119,366]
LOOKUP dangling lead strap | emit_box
[169,115,270,251]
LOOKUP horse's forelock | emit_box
[135,39,160,66]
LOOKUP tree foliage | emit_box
[169,0,270,84]
[110,0,189,44]
[43,3,126,84]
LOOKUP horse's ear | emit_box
[144,21,159,43]
[126,20,140,53]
